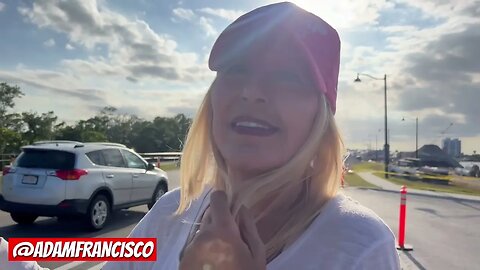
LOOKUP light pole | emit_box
[402,117,419,159]
[355,73,389,178]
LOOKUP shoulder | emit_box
[128,188,209,238]
[127,188,182,238]
[297,193,399,269]
[327,193,395,242]
[150,187,182,214]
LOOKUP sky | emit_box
[0,0,479,154]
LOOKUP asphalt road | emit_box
[343,188,480,270]
[1,170,479,269]
[0,170,180,270]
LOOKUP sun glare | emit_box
[288,0,370,29]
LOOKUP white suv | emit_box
[0,141,168,230]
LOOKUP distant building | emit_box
[396,144,461,168]
[442,138,461,158]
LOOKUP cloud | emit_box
[0,2,5,12]
[168,106,198,118]
[125,76,138,83]
[129,64,180,80]
[198,17,217,37]
[393,22,480,136]
[171,7,218,37]
[18,0,212,83]
[197,8,244,21]
[9,0,479,152]
[172,8,195,21]
[0,66,208,122]
[0,69,106,104]
[338,0,480,152]
[43,38,55,47]
[65,43,75,50]
[263,0,394,29]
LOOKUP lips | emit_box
[230,115,279,136]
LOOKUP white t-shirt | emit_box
[0,237,48,270]
[103,188,400,270]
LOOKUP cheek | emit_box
[278,95,318,150]
[211,83,227,120]
[210,84,235,145]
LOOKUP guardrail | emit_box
[0,153,17,168]
[138,152,182,168]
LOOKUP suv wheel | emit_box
[11,213,38,225]
[86,195,110,230]
[148,184,167,210]
[471,165,480,178]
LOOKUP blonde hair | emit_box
[176,78,344,261]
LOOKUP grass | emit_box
[344,173,379,189]
[352,162,480,197]
[352,162,384,172]
[159,162,178,171]
[372,172,480,197]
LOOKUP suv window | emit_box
[102,149,126,168]
[122,150,146,169]
[16,149,75,170]
[86,150,107,166]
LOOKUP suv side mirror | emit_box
[147,163,155,171]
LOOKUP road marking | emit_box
[54,261,85,270]
[87,262,106,270]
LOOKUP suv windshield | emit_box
[16,149,75,170]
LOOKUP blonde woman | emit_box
[105,2,400,270]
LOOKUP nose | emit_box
[241,78,267,104]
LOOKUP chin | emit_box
[227,157,279,177]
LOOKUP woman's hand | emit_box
[179,191,266,270]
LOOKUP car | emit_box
[388,158,421,178]
[455,162,480,178]
[0,141,168,230]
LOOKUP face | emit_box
[211,43,319,180]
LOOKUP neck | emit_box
[226,167,313,244]
[253,183,305,244]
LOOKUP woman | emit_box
[105,2,400,270]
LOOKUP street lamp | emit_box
[355,73,390,178]
[402,117,419,159]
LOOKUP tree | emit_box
[0,82,24,154]
[174,113,192,148]
[21,111,58,144]
[55,125,82,141]
[129,124,161,153]
[0,83,194,154]
[0,128,23,154]
[0,82,24,128]
[106,114,140,146]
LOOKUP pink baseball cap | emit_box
[209,2,341,114]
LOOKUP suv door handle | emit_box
[133,174,139,178]
[106,174,114,178]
